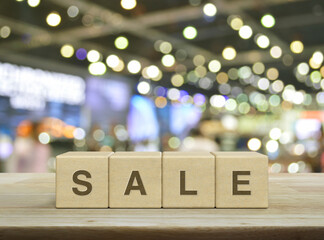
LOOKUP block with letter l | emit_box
[211,152,268,208]
[162,152,215,208]
[56,151,113,208]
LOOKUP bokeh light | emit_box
[106,55,120,68]
[239,25,253,39]
[203,3,217,17]
[137,81,150,95]
[256,35,270,48]
[87,50,100,63]
[60,44,74,58]
[290,40,304,54]
[46,12,61,27]
[115,36,129,50]
[88,62,107,75]
[247,138,262,151]
[222,46,236,60]
[27,0,40,7]
[120,0,137,10]
[127,60,141,74]
[261,14,275,28]
[183,26,197,40]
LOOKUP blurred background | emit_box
[0,0,324,173]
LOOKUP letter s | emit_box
[72,170,92,196]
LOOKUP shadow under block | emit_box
[56,151,113,208]
[162,152,215,208]
[211,152,268,208]
[109,152,162,208]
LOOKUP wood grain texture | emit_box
[1,173,324,240]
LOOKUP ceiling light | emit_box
[256,34,270,48]
[222,46,236,60]
[88,62,107,75]
[115,36,129,50]
[46,12,61,27]
[203,3,217,17]
[106,55,120,68]
[238,25,253,39]
[60,44,74,58]
[290,40,304,54]
[261,14,275,28]
[127,60,141,74]
[27,0,40,7]
[87,50,100,63]
[183,26,197,40]
[120,0,137,10]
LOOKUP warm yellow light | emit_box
[222,46,236,60]
[239,25,253,39]
[106,55,120,68]
[171,74,184,87]
[127,60,141,74]
[290,40,304,54]
[312,51,323,65]
[261,14,275,28]
[161,54,175,67]
[270,46,282,59]
[183,26,197,40]
[247,138,262,151]
[216,72,229,84]
[60,44,74,58]
[120,0,137,10]
[203,3,217,17]
[137,81,150,95]
[266,67,279,80]
[0,26,11,38]
[229,16,243,31]
[252,62,265,74]
[159,41,172,54]
[115,36,129,50]
[27,0,40,7]
[112,59,125,72]
[256,35,270,48]
[87,50,100,63]
[193,54,205,66]
[88,62,107,75]
[208,59,221,73]
[309,57,321,69]
[155,96,167,108]
[46,12,61,27]
[147,65,159,79]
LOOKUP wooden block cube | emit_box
[211,152,268,208]
[56,151,113,208]
[162,152,215,208]
[109,152,161,208]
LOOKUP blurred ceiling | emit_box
[0,0,324,95]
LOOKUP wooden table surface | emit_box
[0,173,324,240]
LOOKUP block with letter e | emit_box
[211,152,268,208]
[109,152,161,208]
[162,152,215,208]
[56,151,113,208]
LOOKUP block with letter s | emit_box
[56,152,113,208]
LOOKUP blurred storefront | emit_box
[0,0,324,173]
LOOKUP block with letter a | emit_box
[109,152,161,208]
[211,152,268,208]
[56,151,113,208]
